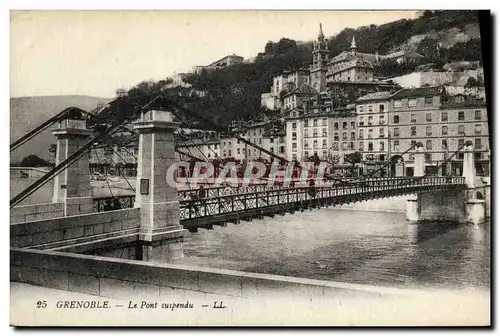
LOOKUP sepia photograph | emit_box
[9,9,491,327]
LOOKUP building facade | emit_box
[355,87,489,177]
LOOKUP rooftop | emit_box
[356,91,393,102]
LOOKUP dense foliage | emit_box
[20,155,51,167]
[113,11,482,128]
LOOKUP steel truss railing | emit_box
[179,176,466,221]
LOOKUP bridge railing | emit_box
[92,176,465,214]
[179,176,466,220]
[93,195,135,212]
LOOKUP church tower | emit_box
[310,23,329,93]
[349,35,358,55]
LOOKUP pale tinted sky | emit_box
[11,10,417,98]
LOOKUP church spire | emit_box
[318,23,324,40]
[350,35,357,52]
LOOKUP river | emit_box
[172,207,490,291]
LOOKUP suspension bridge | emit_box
[10,90,488,261]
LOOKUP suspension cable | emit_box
[10,94,163,208]
[92,147,114,199]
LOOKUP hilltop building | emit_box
[195,54,244,74]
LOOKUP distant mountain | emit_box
[10,95,111,163]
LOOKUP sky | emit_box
[10,10,418,98]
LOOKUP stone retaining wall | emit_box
[10,247,429,300]
[10,208,140,249]
[11,203,64,224]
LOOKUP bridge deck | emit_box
[93,176,466,230]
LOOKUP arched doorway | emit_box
[390,155,404,177]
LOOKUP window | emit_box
[411,113,417,123]
[393,140,400,151]
[359,141,364,151]
[270,138,274,143]
[426,126,432,136]
[350,142,355,150]
[379,104,385,112]
[304,129,309,137]
[411,140,417,148]
[292,154,297,160]
[350,131,355,140]
[425,153,432,162]
[393,115,399,124]
[359,117,364,126]
[342,132,348,141]
[408,99,417,107]
[426,113,432,122]
[280,146,285,154]
[313,119,318,127]
[425,97,433,106]
[359,130,364,139]
[380,141,385,151]
[292,122,297,129]
[259,139,262,145]
[368,142,374,151]
[313,140,318,149]
[304,120,309,127]
[313,129,318,137]
[342,122,348,129]
[475,152,482,160]
[237,148,241,155]
[475,110,482,120]
[351,121,356,128]
[322,151,328,158]
[368,129,373,138]
[458,111,465,121]
[368,116,373,125]
[304,140,309,148]
[322,118,327,126]
[458,125,465,135]
[442,139,448,150]
[458,139,465,148]
[304,151,309,157]
[409,154,415,161]
[322,139,327,148]
[270,147,274,153]
[393,128,400,137]
[426,140,432,150]
[292,132,297,140]
[475,138,482,149]
[322,128,327,137]
[333,142,339,151]
[411,126,416,136]
[334,122,339,130]
[441,111,448,122]
[342,142,348,151]
[379,115,385,125]
[359,105,364,113]
[475,124,482,134]
[379,128,385,137]
[368,105,373,113]
[394,100,403,108]
[442,126,448,135]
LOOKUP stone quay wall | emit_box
[10,247,430,300]
[11,203,65,224]
[10,208,140,249]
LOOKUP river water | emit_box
[172,207,490,291]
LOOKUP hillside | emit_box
[10,95,111,163]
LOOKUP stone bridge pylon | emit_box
[406,143,488,225]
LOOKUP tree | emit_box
[20,155,50,168]
[344,152,362,175]
[48,144,57,159]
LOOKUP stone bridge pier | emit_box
[133,110,186,262]
[52,114,94,216]
[406,144,486,225]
